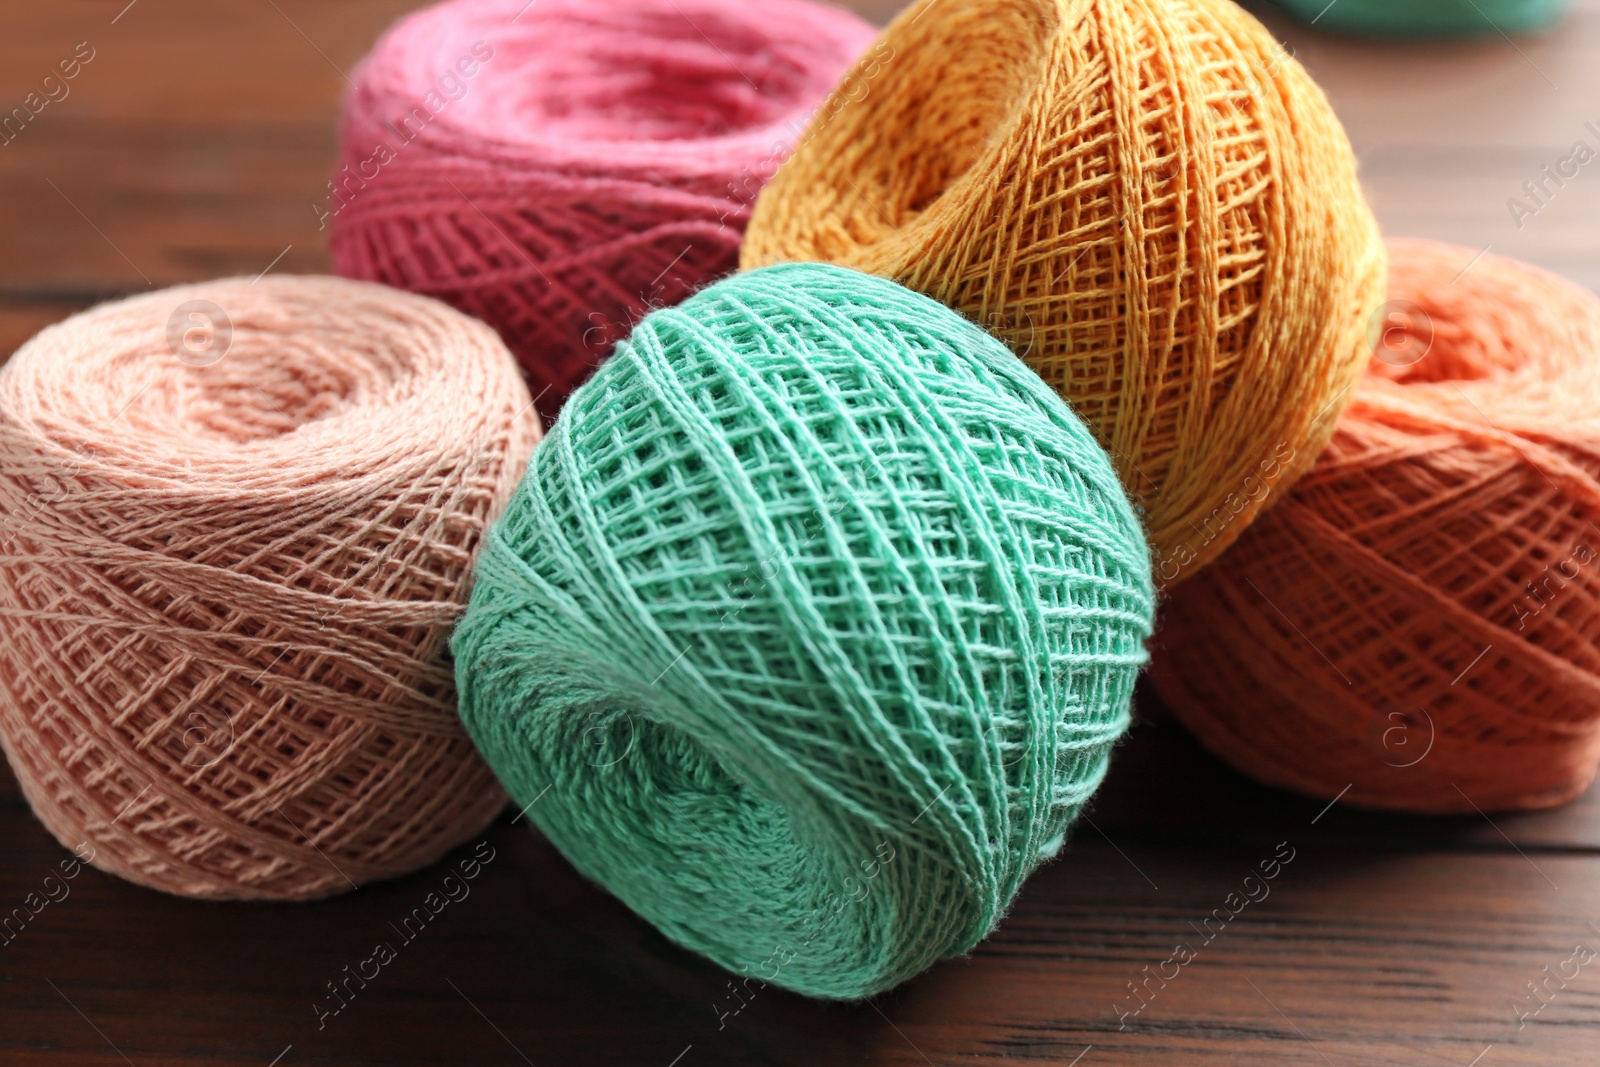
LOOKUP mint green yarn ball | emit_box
[452,262,1154,999]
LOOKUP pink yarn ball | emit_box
[328,0,874,420]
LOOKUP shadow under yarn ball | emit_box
[1151,239,1600,814]
[0,276,540,899]
[329,0,874,422]
[741,0,1386,584]
[452,262,1155,999]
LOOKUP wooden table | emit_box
[3,1,1599,1063]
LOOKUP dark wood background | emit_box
[3,1,1600,1064]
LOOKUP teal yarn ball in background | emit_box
[452,263,1154,999]
[1272,0,1567,37]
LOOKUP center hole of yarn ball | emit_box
[176,341,360,443]
[496,9,814,142]
[833,0,1052,238]
[552,704,864,972]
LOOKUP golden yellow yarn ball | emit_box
[741,0,1386,581]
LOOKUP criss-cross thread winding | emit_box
[452,263,1154,999]
[330,0,874,421]
[0,276,540,899]
[1152,240,1600,813]
[742,0,1386,581]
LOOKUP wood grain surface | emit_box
[2,1,1600,1064]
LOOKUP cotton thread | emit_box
[741,0,1386,581]
[0,275,540,899]
[452,263,1154,999]
[330,0,874,421]
[1150,239,1600,814]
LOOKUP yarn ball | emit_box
[741,0,1386,583]
[452,262,1154,999]
[0,275,541,899]
[1150,239,1600,814]
[329,0,875,422]
[1272,0,1568,38]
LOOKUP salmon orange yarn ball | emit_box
[1150,239,1600,814]
[741,0,1386,581]
[330,0,874,422]
[0,276,540,899]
